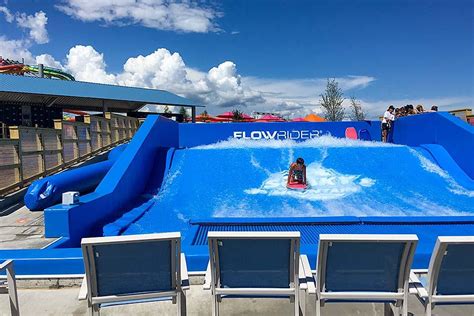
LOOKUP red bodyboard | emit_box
[286,183,308,190]
[345,127,358,140]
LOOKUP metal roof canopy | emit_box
[0,74,203,113]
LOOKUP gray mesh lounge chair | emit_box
[0,260,19,316]
[303,234,418,316]
[203,231,310,316]
[410,236,474,316]
[79,232,188,316]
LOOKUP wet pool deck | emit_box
[0,206,56,250]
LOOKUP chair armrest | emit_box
[298,257,307,290]
[78,276,88,301]
[0,260,19,314]
[0,260,13,271]
[203,262,211,290]
[0,260,14,293]
[409,271,428,298]
[180,253,190,290]
[409,271,422,283]
[300,255,316,295]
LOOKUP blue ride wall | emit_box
[179,120,381,147]
[392,112,474,180]
[44,115,178,245]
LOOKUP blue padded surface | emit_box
[325,242,405,292]
[217,239,291,288]
[436,243,474,295]
[192,221,474,269]
[194,223,358,246]
[93,241,172,296]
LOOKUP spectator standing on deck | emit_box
[405,104,416,115]
[430,105,438,112]
[382,105,395,142]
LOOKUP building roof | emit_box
[0,74,202,112]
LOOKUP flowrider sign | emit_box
[233,129,326,140]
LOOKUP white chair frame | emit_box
[410,236,474,316]
[0,260,19,316]
[80,232,188,316]
[204,231,307,316]
[304,234,418,316]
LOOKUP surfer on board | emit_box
[287,157,307,187]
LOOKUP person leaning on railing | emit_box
[381,105,395,143]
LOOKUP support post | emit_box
[38,63,44,78]
[102,100,108,116]
[191,106,196,123]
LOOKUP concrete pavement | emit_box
[1,283,473,316]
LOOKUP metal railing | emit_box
[0,113,140,197]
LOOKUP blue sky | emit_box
[0,0,472,118]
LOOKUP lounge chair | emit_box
[204,231,311,316]
[410,236,474,316]
[303,234,418,316]
[79,232,188,315]
[0,260,19,316]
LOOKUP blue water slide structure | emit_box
[1,113,474,275]
[392,112,474,180]
[24,144,127,211]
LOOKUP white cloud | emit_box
[56,0,220,33]
[117,48,191,92]
[0,6,49,61]
[63,46,262,109]
[244,76,375,100]
[203,61,263,107]
[65,45,116,84]
[112,49,375,117]
[15,11,49,44]
[40,45,401,118]
[242,76,376,118]
[0,36,34,62]
[35,54,64,69]
[0,6,13,22]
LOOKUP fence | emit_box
[0,113,140,197]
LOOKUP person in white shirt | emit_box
[382,105,395,142]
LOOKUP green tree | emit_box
[232,109,243,121]
[349,96,366,121]
[320,79,345,121]
[179,106,189,120]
